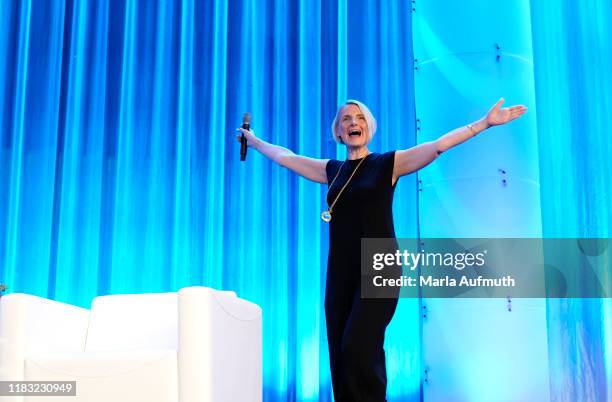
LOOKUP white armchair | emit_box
[0,287,262,402]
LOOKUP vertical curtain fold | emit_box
[530,1,612,400]
[0,1,417,400]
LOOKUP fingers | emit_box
[494,97,505,109]
[509,105,528,117]
[501,103,527,114]
[505,106,527,122]
[235,127,257,145]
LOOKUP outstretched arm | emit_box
[237,128,329,184]
[392,98,527,184]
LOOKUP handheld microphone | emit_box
[240,112,251,161]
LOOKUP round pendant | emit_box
[321,210,332,222]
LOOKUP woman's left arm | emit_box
[392,98,527,184]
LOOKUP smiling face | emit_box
[335,104,370,147]
[331,100,377,147]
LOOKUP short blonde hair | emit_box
[331,100,377,144]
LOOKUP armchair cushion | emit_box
[85,292,178,352]
[24,349,177,402]
[0,294,89,383]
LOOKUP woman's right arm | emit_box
[237,128,329,184]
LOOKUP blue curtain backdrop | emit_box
[531,1,612,401]
[3,0,612,401]
[0,0,419,400]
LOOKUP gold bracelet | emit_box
[467,124,476,136]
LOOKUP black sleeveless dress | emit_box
[324,151,400,402]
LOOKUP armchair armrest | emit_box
[0,294,90,382]
[178,286,262,402]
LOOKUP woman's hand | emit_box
[236,128,260,148]
[235,128,329,183]
[485,98,527,127]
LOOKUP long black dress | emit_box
[324,151,399,402]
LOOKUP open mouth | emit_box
[349,130,361,137]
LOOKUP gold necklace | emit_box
[321,155,369,223]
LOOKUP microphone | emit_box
[240,112,251,161]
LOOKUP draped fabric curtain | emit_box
[530,1,612,401]
[0,1,419,400]
[4,1,611,401]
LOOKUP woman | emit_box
[237,98,527,401]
